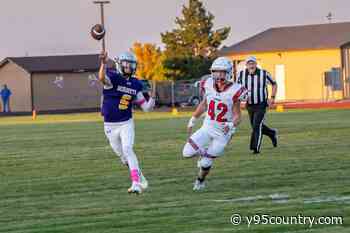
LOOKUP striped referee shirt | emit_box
[237,68,276,105]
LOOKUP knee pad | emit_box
[199,157,213,170]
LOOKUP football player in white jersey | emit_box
[182,57,248,191]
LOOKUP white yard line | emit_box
[212,193,350,205]
[304,196,350,204]
[212,193,289,203]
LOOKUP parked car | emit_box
[138,75,212,107]
[155,78,206,107]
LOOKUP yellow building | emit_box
[221,22,350,101]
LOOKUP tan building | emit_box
[221,22,350,101]
[0,54,103,112]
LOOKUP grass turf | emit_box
[0,109,349,233]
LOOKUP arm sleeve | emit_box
[232,86,248,102]
[135,92,155,112]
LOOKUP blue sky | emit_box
[1,0,350,60]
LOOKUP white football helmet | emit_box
[115,51,137,77]
[210,57,233,81]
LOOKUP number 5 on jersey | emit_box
[119,94,132,110]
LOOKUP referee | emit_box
[237,56,278,154]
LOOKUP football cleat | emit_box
[127,182,142,194]
[193,179,206,191]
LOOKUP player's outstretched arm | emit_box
[187,99,207,136]
[193,99,207,118]
[98,52,108,85]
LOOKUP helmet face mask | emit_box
[211,70,228,84]
[116,52,137,77]
[120,60,136,76]
[210,57,233,82]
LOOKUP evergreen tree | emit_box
[161,0,230,80]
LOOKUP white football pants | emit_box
[183,125,233,158]
[104,119,141,182]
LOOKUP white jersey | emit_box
[201,77,247,132]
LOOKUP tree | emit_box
[161,0,230,80]
[132,42,166,81]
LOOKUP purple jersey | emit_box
[102,68,143,122]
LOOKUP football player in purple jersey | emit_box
[99,51,155,194]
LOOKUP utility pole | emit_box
[93,1,110,52]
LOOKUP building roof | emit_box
[221,22,350,55]
[0,54,101,73]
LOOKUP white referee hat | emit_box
[245,56,257,64]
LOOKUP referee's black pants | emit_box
[247,103,275,152]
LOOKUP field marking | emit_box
[213,195,265,203]
[212,193,289,203]
[213,194,350,205]
[269,193,290,204]
[304,196,350,204]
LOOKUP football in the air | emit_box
[90,24,105,41]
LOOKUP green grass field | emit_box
[1,109,350,233]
